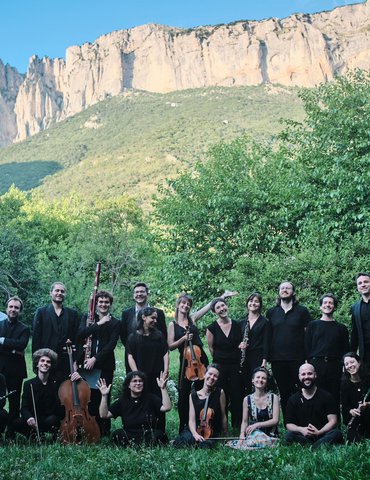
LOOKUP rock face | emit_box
[0,60,24,146]
[2,1,370,143]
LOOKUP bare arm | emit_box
[206,329,214,358]
[191,290,238,323]
[163,351,169,377]
[127,354,138,372]
[97,379,113,419]
[219,389,229,435]
[308,414,338,437]
[239,396,249,439]
[157,372,172,412]
[167,321,187,351]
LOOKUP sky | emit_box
[0,0,364,73]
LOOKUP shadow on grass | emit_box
[0,161,62,193]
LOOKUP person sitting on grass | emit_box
[285,363,343,448]
[173,363,228,449]
[97,370,171,447]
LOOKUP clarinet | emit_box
[346,386,370,434]
[239,318,250,374]
[84,261,101,362]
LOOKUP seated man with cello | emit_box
[173,363,228,448]
[97,370,171,447]
[11,348,77,441]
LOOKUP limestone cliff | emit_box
[0,60,24,146]
[3,1,370,143]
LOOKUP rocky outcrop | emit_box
[0,60,24,146]
[3,1,370,143]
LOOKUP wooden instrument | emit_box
[239,318,250,373]
[58,340,100,444]
[197,395,214,439]
[84,261,101,362]
[184,328,206,382]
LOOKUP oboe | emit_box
[84,261,101,362]
[239,319,250,373]
[346,386,370,432]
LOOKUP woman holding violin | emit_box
[168,291,236,433]
[173,363,228,448]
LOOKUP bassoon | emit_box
[84,261,101,362]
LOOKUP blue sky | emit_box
[0,0,363,72]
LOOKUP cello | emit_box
[58,340,101,444]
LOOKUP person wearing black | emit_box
[0,296,30,427]
[285,363,343,448]
[127,307,169,396]
[266,281,312,419]
[97,370,171,446]
[12,349,64,440]
[32,282,80,380]
[173,364,228,448]
[120,282,167,373]
[206,297,243,428]
[76,290,120,435]
[341,352,370,443]
[305,293,349,415]
[0,373,9,438]
[350,272,370,371]
[239,292,269,395]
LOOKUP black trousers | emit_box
[12,415,60,439]
[285,429,343,448]
[218,363,243,428]
[172,427,217,449]
[310,358,342,417]
[177,367,204,434]
[271,360,303,421]
[3,375,23,422]
[112,428,168,447]
[241,348,264,395]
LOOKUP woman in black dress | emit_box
[206,297,243,428]
[97,370,171,446]
[168,291,236,433]
[239,293,269,395]
[341,352,370,443]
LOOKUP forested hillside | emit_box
[0,72,369,325]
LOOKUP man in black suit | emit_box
[120,282,167,372]
[0,296,30,425]
[76,290,120,435]
[350,272,370,370]
[32,282,80,380]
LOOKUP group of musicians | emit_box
[0,272,369,448]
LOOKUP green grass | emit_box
[0,85,304,206]
[2,344,369,480]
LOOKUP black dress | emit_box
[172,321,208,433]
[207,320,243,427]
[341,377,370,442]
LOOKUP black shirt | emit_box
[238,316,269,358]
[305,319,349,359]
[341,376,370,425]
[266,303,312,362]
[285,387,336,430]
[109,393,162,430]
[126,331,168,375]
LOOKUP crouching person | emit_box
[97,370,171,447]
[12,349,64,441]
[285,363,343,448]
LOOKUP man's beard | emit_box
[300,378,316,389]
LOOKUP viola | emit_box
[196,395,214,439]
[184,331,206,382]
[58,340,101,444]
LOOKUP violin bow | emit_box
[30,383,41,444]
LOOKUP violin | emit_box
[58,340,101,444]
[196,395,214,439]
[184,329,206,382]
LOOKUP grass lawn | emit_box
[0,347,369,480]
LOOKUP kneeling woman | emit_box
[228,367,279,449]
[97,371,171,447]
[173,364,228,448]
[341,352,370,443]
